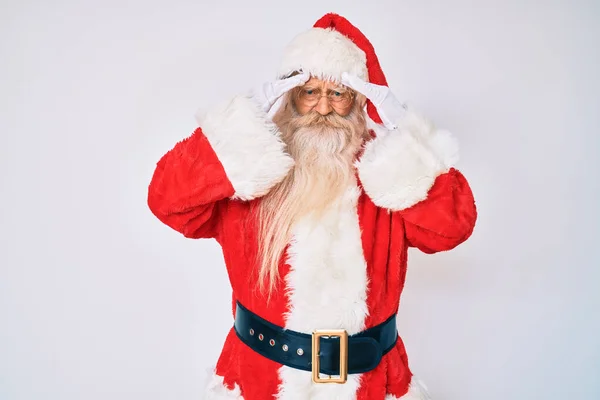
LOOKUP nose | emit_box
[314,95,333,115]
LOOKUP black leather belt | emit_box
[233,301,397,383]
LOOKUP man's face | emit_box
[292,77,356,117]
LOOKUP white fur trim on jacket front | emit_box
[276,183,369,399]
[356,109,459,211]
[277,27,368,82]
[196,95,294,201]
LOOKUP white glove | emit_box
[251,71,311,114]
[341,72,407,130]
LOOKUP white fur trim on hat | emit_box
[277,27,368,82]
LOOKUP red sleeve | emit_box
[147,127,235,239]
[148,94,295,239]
[401,168,477,253]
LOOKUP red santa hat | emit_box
[277,13,388,125]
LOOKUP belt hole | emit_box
[297,348,304,356]
[269,339,275,346]
[249,329,254,336]
[258,334,264,341]
[282,344,289,351]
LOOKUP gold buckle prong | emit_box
[311,329,348,384]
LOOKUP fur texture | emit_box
[256,89,369,294]
[357,110,459,211]
[202,370,432,400]
[276,183,369,399]
[196,95,295,201]
[311,13,390,125]
[202,370,244,400]
[149,14,477,398]
[149,127,477,398]
[387,378,432,400]
[149,103,477,398]
[278,27,368,83]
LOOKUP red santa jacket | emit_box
[147,93,477,399]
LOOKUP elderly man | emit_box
[147,12,477,400]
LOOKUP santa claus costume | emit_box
[147,13,477,400]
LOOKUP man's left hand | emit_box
[341,72,406,130]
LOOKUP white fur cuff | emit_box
[356,109,459,211]
[196,95,295,201]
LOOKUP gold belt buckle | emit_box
[311,329,348,384]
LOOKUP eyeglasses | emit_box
[295,86,355,108]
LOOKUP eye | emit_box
[305,89,315,95]
[333,91,342,97]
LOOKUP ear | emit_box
[355,92,367,109]
[359,96,367,108]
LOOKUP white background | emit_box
[1,0,599,399]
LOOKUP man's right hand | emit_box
[251,71,311,114]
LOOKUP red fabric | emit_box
[147,127,477,399]
[402,168,478,253]
[313,13,388,125]
[147,127,234,240]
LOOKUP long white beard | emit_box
[280,125,360,220]
[255,97,368,295]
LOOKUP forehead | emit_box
[304,76,346,89]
